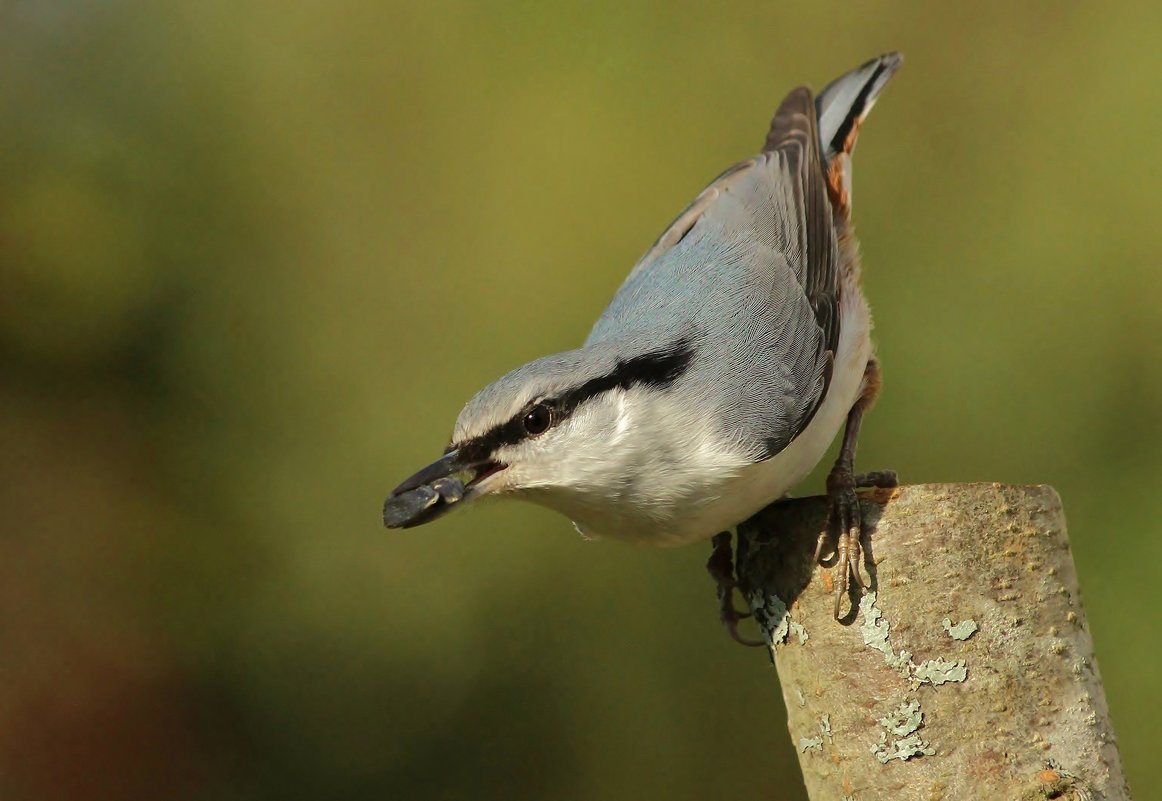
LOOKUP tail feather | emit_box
[814,52,903,214]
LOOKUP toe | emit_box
[813,529,830,564]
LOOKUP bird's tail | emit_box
[814,52,903,216]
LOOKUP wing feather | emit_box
[589,85,840,460]
[764,87,840,362]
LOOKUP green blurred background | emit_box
[2,2,1159,799]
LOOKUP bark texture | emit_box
[736,483,1131,801]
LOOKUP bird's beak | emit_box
[382,448,506,529]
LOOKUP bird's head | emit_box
[382,339,694,530]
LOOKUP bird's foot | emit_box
[814,468,898,619]
[707,531,765,647]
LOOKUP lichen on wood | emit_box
[736,483,1132,801]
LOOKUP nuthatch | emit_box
[384,54,902,639]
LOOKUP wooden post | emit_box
[736,483,1132,801]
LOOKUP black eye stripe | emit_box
[454,338,693,459]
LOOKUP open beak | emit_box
[382,448,506,529]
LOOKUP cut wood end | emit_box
[734,482,1130,801]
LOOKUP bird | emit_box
[383,53,902,638]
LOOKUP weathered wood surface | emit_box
[737,483,1131,801]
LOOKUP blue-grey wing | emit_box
[588,87,838,459]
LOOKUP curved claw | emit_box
[707,532,765,647]
[812,529,829,564]
[848,541,867,590]
[720,597,766,647]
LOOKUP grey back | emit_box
[586,88,837,461]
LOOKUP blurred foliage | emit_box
[1,1,1160,799]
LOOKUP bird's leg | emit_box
[707,531,764,647]
[818,358,897,619]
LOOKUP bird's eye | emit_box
[522,403,553,437]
